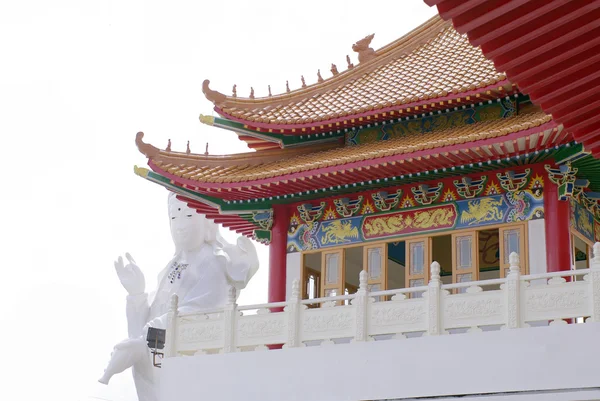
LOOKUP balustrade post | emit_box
[165,294,179,358]
[427,262,441,336]
[589,243,600,323]
[353,270,369,342]
[505,252,521,329]
[222,285,237,353]
[284,279,301,348]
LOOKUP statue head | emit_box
[168,192,218,252]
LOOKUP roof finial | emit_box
[331,63,339,76]
[286,80,290,93]
[166,139,171,152]
[205,142,209,155]
[186,141,191,154]
[249,87,255,99]
[346,55,354,69]
[232,84,237,97]
[301,75,306,88]
[268,85,272,97]
[317,69,324,83]
[352,33,377,63]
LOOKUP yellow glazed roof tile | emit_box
[202,16,506,126]
[151,112,552,184]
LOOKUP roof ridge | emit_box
[202,15,450,110]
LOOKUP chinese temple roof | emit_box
[138,108,565,202]
[202,16,507,133]
[424,0,600,157]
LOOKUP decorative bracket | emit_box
[453,176,487,199]
[333,196,364,217]
[297,202,326,224]
[545,163,580,201]
[411,183,443,205]
[371,190,402,212]
[496,169,530,192]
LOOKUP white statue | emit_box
[99,193,259,401]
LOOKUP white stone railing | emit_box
[164,242,600,357]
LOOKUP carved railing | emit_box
[165,242,600,357]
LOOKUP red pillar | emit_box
[268,204,289,304]
[544,180,571,273]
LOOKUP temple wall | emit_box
[160,323,600,401]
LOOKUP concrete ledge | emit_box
[160,323,600,401]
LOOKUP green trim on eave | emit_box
[136,167,272,214]
[213,116,344,147]
[571,153,600,193]
[553,143,588,164]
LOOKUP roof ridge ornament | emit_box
[346,55,354,69]
[352,33,377,64]
[135,132,160,158]
[331,63,339,75]
[202,79,226,106]
[199,114,215,126]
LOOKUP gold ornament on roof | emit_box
[330,63,339,75]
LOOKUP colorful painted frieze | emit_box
[287,165,545,253]
[570,198,596,243]
[345,98,516,146]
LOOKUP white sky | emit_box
[0,1,437,400]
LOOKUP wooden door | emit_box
[364,243,387,301]
[452,231,478,292]
[499,223,527,277]
[406,237,431,297]
[321,250,345,299]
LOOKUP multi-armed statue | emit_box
[99,192,260,401]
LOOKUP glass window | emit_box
[456,236,473,270]
[503,229,520,264]
[325,253,339,284]
[368,248,382,280]
[410,242,425,274]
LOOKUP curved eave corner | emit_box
[133,165,273,243]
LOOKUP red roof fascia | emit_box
[424,0,600,156]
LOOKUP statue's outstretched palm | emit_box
[114,253,146,295]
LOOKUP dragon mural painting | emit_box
[287,166,545,252]
[570,198,596,243]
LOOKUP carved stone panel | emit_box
[236,314,286,347]
[523,283,589,321]
[443,292,504,329]
[301,306,354,341]
[369,299,427,336]
[178,321,224,351]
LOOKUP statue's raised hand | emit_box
[114,253,145,295]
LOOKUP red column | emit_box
[544,180,571,273]
[268,204,289,304]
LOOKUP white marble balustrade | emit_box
[164,242,600,357]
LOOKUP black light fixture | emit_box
[146,327,166,368]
